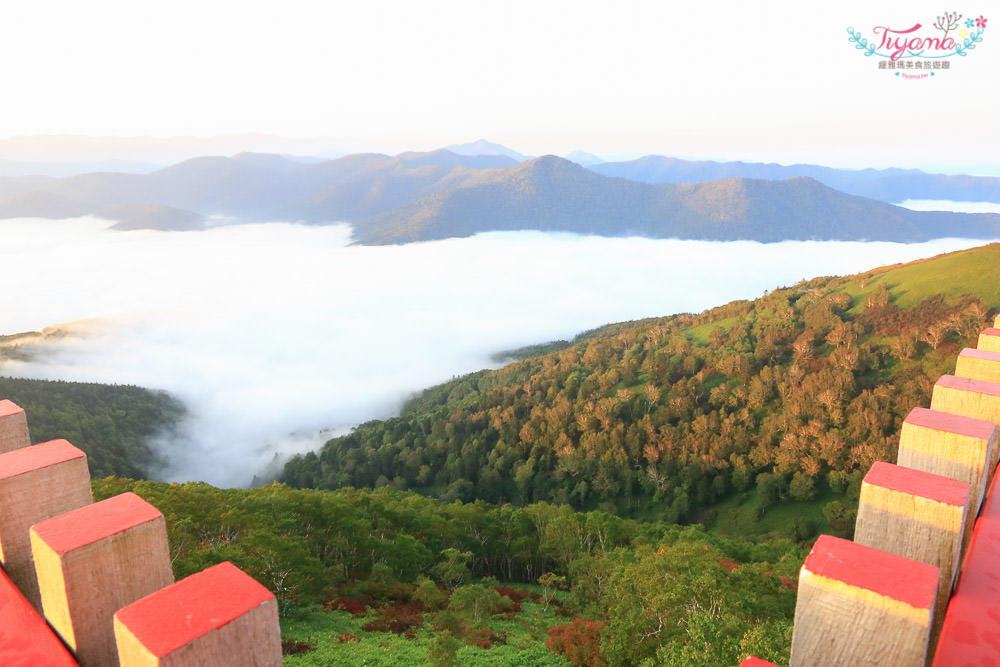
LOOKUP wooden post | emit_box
[929,375,1000,472]
[0,439,93,611]
[114,561,282,667]
[897,407,995,524]
[854,461,970,649]
[0,399,30,453]
[976,327,1000,353]
[955,347,1000,384]
[934,458,1000,664]
[790,534,938,667]
[30,492,174,667]
[0,567,78,666]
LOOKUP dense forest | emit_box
[94,478,801,666]
[283,245,1000,533]
[0,375,183,478]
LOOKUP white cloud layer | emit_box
[896,200,1000,214]
[0,217,992,486]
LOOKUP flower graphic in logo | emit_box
[847,10,988,65]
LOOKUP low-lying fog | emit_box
[1,216,995,486]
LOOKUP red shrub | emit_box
[325,595,373,616]
[337,632,361,643]
[467,626,505,649]
[281,639,313,655]
[546,618,606,667]
[494,586,542,612]
[361,601,426,635]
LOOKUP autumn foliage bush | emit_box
[360,600,426,635]
[546,618,606,666]
[494,586,541,611]
[324,595,372,616]
[280,639,313,655]
[467,626,507,649]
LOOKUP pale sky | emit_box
[1,0,997,172]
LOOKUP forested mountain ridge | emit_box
[590,154,1000,204]
[3,148,999,243]
[353,157,1000,244]
[0,149,518,229]
[0,375,184,478]
[283,243,1000,529]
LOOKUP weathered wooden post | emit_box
[31,492,174,666]
[0,399,30,453]
[0,439,93,610]
[976,326,1000,353]
[955,347,1000,384]
[114,561,282,667]
[853,461,970,649]
[790,534,938,667]
[929,375,1000,472]
[897,407,994,528]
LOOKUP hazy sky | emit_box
[1,218,995,485]
[1,1,997,172]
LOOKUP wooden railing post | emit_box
[0,439,92,610]
[114,561,282,666]
[897,407,994,523]
[0,399,30,453]
[929,375,1000,472]
[30,492,174,667]
[853,461,970,650]
[790,535,938,666]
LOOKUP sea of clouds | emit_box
[1,216,996,486]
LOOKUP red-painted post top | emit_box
[739,658,780,667]
[31,492,162,555]
[980,327,1000,337]
[0,568,78,666]
[936,374,1000,398]
[803,534,938,610]
[0,440,86,481]
[959,347,1000,363]
[933,462,1000,664]
[905,406,997,441]
[864,461,970,507]
[114,561,275,657]
[0,400,24,418]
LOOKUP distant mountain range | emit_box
[0,150,518,230]
[353,156,1000,244]
[1,146,999,244]
[446,139,529,162]
[590,156,1000,204]
[565,150,604,166]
